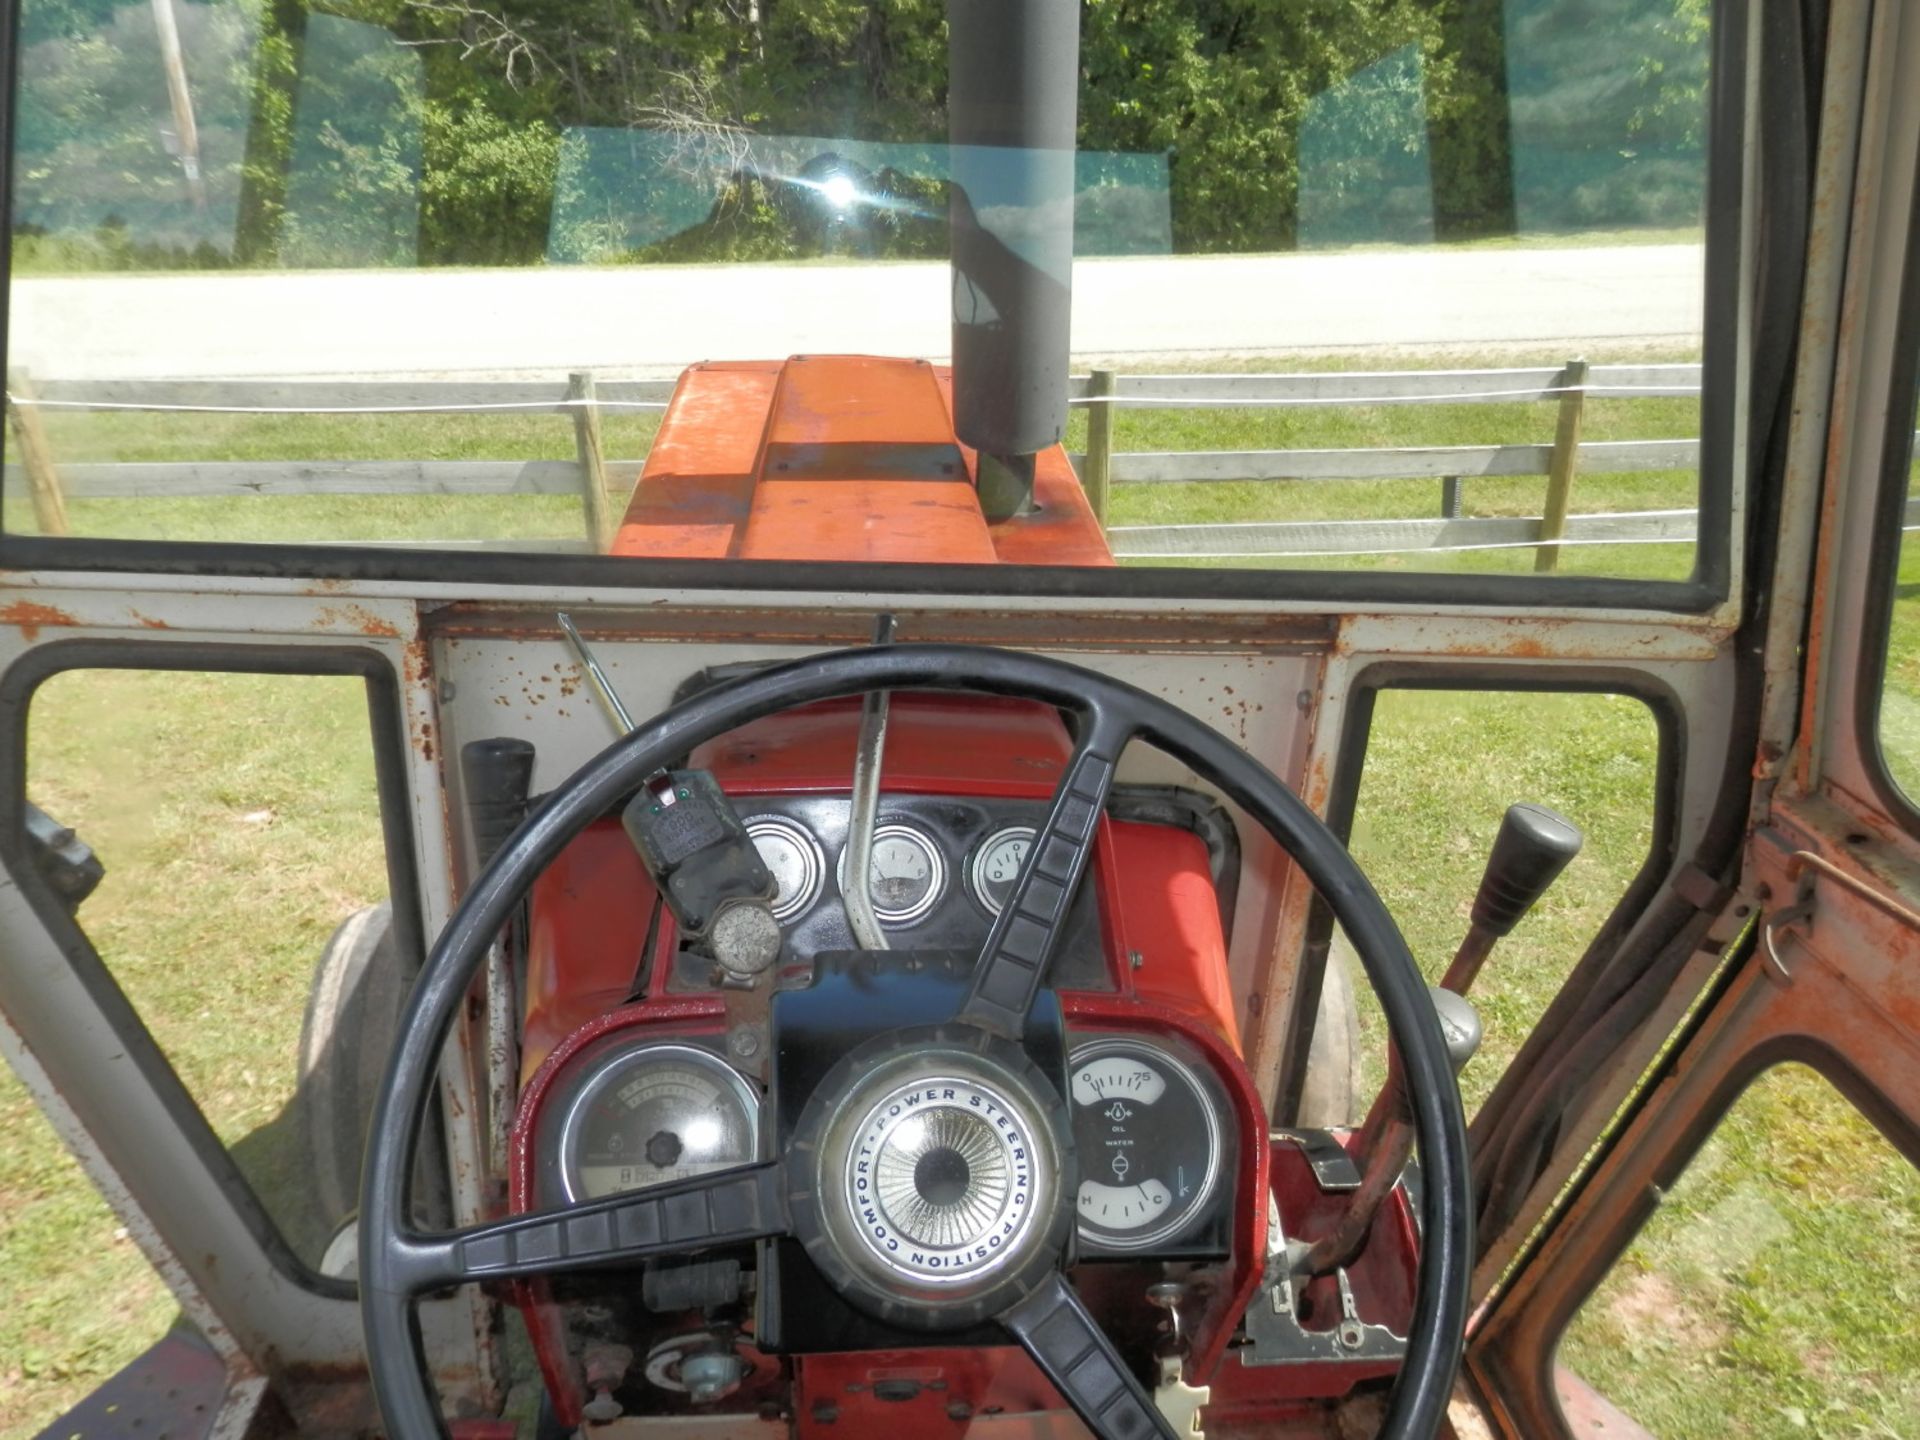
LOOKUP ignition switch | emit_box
[623,770,783,979]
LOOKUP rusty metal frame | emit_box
[0,0,1835,1433]
[1467,835,1920,1436]
[1463,1,1920,1433]
[0,625,498,1428]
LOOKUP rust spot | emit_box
[313,603,402,639]
[128,609,171,630]
[402,637,431,687]
[0,599,76,642]
[1496,636,1550,659]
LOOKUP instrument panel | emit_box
[1068,1035,1229,1254]
[658,794,1109,990]
[533,1027,1235,1264]
[533,1035,763,1204]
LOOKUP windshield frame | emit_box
[0,0,1753,618]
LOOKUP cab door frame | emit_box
[1466,1,1920,1431]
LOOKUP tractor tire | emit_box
[298,901,408,1230]
[1292,935,1366,1129]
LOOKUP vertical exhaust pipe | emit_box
[947,0,1080,521]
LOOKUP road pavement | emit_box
[7,243,1703,380]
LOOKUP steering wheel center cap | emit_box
[790,1028,1070,1328]
[845,1076,1039,1285]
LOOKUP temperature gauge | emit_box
[838,823,946,925]
[1068,1037,1222,1251]
[747,815,825,922]
[969,825,1037,916]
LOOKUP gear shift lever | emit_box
[1301,804,1581,1276]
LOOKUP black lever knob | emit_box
[461,737,537,870]
[1470,802,1583,939]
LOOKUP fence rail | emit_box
[6,361,1726,565]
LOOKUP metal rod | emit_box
[1306,934,1491,1277]
[556,612,635,736]
[843,615,897,951]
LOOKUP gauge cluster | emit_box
[658,794,1108,990]
[532,1023,1235,1270]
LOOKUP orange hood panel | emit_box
[610,355,1114,567]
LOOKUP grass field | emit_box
[3,347,1917,1440]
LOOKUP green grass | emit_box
[0,672,389,1436]
[1560,1066,1920,1439]
[5,347,1698,581]
[1347,690,1662,1115]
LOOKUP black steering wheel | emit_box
[360,644,1470,1440]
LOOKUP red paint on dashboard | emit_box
[1104,820,1241,1049]
[1058,991,1269,1384]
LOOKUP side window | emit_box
[4,666,406,1429]
[1559,1065,1920,1436]
[1873,381,1920,795]
[1326,687,1661,1114]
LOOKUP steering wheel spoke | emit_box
[1001,1272,1178,1440]
[390,1161,789,1293]
[958,706,1132,1038]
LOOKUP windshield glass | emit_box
[3,0,1714,584]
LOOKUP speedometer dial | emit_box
[559,1043,760,1202]
[1069,1038,1221,1251]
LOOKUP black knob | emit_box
[1470,802,1583,939]
[460,737,537,870]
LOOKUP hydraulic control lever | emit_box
[1303,802,1582,1276]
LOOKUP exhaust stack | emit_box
[947,0,1080,522]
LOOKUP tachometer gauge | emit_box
[559,1043,760,1202]
[838,823,946,925]
[747,815,825,922]
[1068,1038,1222,1251]
[969,825,1037,917]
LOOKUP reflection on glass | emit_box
[1298,44,1435,249]
[13,0,257,265]
[1508,0,1710,235]
[279,15,423,268]
[548,131,1171,264]
[3,0,1711,581]
[1559,1066,1920,1438]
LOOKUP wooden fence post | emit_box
[1440,475,1463,518]
[1082,369,1116,526]
[7,370,70,537]
[569,371,615,552]
[1534,356,1588,573]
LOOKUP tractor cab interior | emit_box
[4,3,1920,1440]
